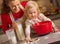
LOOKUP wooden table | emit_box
[1,32,60,44]
[27,32,60,44]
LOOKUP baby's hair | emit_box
[23,1,40,26]
[24,1,40,19]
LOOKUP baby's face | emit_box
[27,7,38,19]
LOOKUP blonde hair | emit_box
[24,1,40,19]
[22,1,40,29]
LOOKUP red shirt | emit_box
[0,1,27,33]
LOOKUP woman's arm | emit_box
[20,1,27,11]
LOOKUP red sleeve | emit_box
[1,13,12,33]
[0,15,2,28]
[21,1,27,8]
[0,25,2,28]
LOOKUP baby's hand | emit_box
[54,28,59,33]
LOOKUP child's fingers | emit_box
[28,37,40,42]
[54,29,59,33]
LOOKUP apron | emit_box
[9,4,25,41]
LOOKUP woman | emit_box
[1,0,27,44]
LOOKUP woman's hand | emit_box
[12,22,17,29]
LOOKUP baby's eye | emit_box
[17,4,19,5]
[29,12,32,14]
[33,12,36,13]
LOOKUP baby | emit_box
[24,1,59,42]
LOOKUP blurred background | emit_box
[0,0,60,15]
